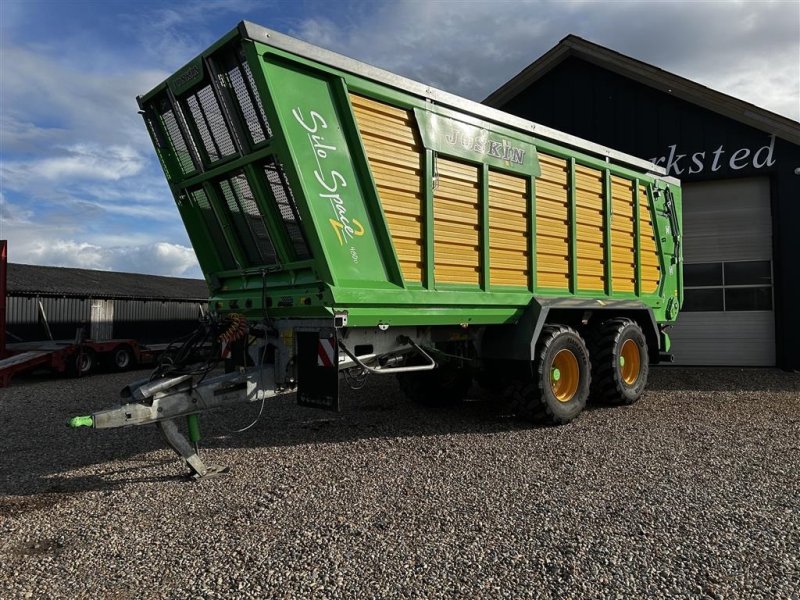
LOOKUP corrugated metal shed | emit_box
[5,264,209,344]
[7,264,208,300]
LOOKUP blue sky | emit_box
[1,0,798,279]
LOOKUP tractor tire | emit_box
[588,318,649,405]
[509,325,590,425]
[396,366,472,407]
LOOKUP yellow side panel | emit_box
[351,94,424,283]
[610,175,636,293]
[639,185,661,294]
[488,170,528,287]
[574,165,605,292]
[434,158,480,285]
[535,154,570,290]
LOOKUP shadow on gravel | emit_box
[0,372,538,497]
[2,366,796,497]
[190,379,547,461]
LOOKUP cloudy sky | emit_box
[1,0,798,279]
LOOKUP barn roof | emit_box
[6,263,209,301]
[484,34,800,146]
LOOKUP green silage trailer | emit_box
[70,21,682,478]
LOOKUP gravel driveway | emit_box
[1,367,798,599]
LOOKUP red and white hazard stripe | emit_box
[317,337,336,368]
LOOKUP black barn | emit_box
[486,35,800,370]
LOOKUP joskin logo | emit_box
[444,125,526,165]
[415,110,538,177]
[169,61,202,95]
[292,108,365,263]
[174,65,200,89]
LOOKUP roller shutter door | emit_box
[670,177,775,366]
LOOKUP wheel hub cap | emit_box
[551,349,579,402]
[620,339,641,385]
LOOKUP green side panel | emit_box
[656,180,683,321]
[603,169,613,296]
[567,157,577,294]
[258,52,393,289]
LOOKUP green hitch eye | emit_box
[68,416,94,428]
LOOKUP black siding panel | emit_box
[498,56,800,369]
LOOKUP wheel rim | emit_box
[78,354,92,373]
[550,349,579,402]
[619,339,641,385]
[115,350,130,368]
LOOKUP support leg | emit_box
[157,418,227,479]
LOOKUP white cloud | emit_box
[0,151,178,236]
[291,0,799,121]
[123,0,263,71]
[12,239,201,278]
[25,241,107,270]
[0,44,166,153]
[0,116,70,153]
[0,195,199,277]
[3,143,145,182]
[105,242,200,277]
[0,193,32,223]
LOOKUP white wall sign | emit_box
[649,134,776,176]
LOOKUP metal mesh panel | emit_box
[184,84,237,164]
[216,46,272,146]
[264,160,311,259]
[242,61,271,139]
[188,187,237,270]
[143,112,169,174]
[218,173,278,266]
[156,97,196,176]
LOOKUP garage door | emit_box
[670,177,775,366]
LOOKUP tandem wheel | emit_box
[509,324,591,425]
[587,318,649,405]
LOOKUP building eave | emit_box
[484,35,800,147]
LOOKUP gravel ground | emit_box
[1,367,798,599]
